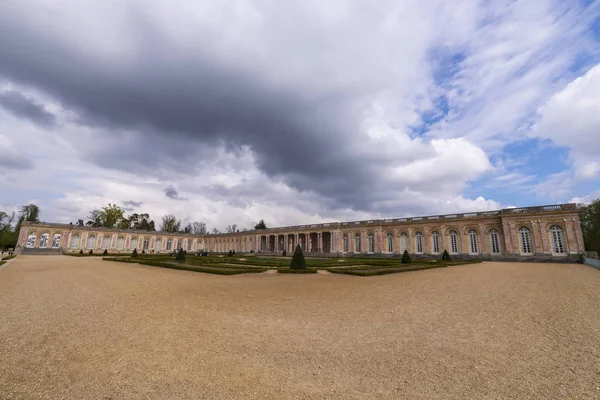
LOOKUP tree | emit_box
[211,227,220,234]
[16,204,40,230]
[129,213,155,231]
[192,222,207,235]
[401,250,411,264]
[290,244,307,269]
[160,214,181,233]
[442,249,451,260]
[579,199,600,252]
[131,248,138,258]
[88,204,126,228]
[87,209,102,227]
[254,219,267,230]
[0,211,16,250]
[226,224,237,233]
[176,248,186,262]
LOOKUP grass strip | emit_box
[277,268,318,274]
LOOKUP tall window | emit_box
[431,231,440,254]
[415,232,423,254]
[468,229,479,254]
[130,237,138,250]
[343,235,349,252]
[549,225,566,254]
[518,227,533,254]
[87,235,96,249]
[177,239,183,250]
[103,236,110,249]
[155,239,162,251]
[70,234,80,249]
[117,237,124,250]
[52,234,61,248]
[386,233,393,253]
[167,239,172,251]
[40,233,49,248]
[449,230,459,254]
[489,229,501,254]
[400,233,408,253]
[26,233,36,248]
[187,240,192,251]
[144,238,150,250]
[355,234,361,253]
[368,233,375,253]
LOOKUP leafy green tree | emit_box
[88,204,126,228]
[160,214,181,233]
[0,211,16,250]
[579,199,600,252]
[254,219,267,230]
[401,250,411,264]
[129,213,155,231]
[16,204,40,230]
[290,244,307,269]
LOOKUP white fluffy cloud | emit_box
[531,64,600,179]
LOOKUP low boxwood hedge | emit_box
[277,268,318,274]
[103,257,267,275]
[2,255,17,260]
[327,264,447,276]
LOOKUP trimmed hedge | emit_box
[327,264,447,276]
[2,255,17,261]
[102,257,267,275]
[290,244,307,269]
[0,261,5,266]
[401,250,411,263]
[277,268,318,274]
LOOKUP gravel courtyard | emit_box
[1,256,599,399]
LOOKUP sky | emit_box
[1,0,599,231]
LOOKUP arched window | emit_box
[431,231,440,254]
[166,239,173,251]
[87,235,96,249]
[549,225,566,254]
[52,234,61,248]
[155,239,162,252]
[39,233,49,248]
[355,234,361,253]
[489,229,501,254]
[177,239,183,250]
[386,233,393,253]
[518,227,533,255]
[367,233,375,253]
[449,230,459,254]
[187,240,192,251]
[415,232,423,254]
[130,237,138,250]
[26,232,36,248]
[116,237,124,250]
[400,233,408,253]
[468,229,479,254]
[143,238,149,250]
[343,235,349,252]
[102,236,110,249]
[70,234,80,249]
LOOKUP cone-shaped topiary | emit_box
[441,249,451,260]
[88,250,93,255]
[282,249,287,256]
[131,248,138,258]
[142,249,146,254]
[79,249,83,254]
[103,249,108,256]
[228,250,234,256]
[176,248,186,262]
[401,250,411,264]
[290,244,307,269]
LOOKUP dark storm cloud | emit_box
[0,90,56,128]
[164,186,186,200]
[0,152,34,171]
[122,200,143,208]
[0,6,407,212]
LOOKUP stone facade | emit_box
[17,203,585,261]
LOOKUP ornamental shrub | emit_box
[401,250,411,264]
[176,248,186,262]
[88,250,93,255]
[282,249,287,256]
[103,249,108,256]
[228,250,234,256]
[142,249,146,254]
[79,249,83,254]
[131,248,138,258]
[290,244,307,269]
[442,249,451,260]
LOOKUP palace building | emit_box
[17,203,585,262]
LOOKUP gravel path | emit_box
[1,256,599,399]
